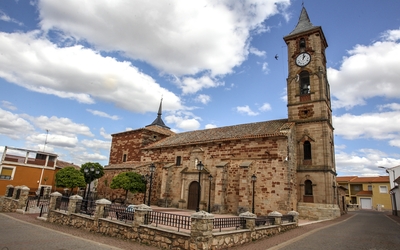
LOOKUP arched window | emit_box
[300,71,310,95]
[305,180,313,195]
[304,141,312,160]
[299,38,306,52]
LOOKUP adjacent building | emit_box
[97,7,341,220]
[337,176,391,211]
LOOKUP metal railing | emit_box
[281,214,294,224]
[103,204,134,223]
[255,216,275,226]
[55,196,70,212]
[146,211,191,232]
[76,199,96,216]
[39,204,49,217]
[25,196,50,212]
[213,217,246,232]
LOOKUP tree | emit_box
[110,172,146,202]
[55,166,86,195]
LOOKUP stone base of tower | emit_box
[297,202,341,220]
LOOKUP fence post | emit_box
[5,185,13,197]
[94,198,111,220]
[190,211,214,250]
[239,211,256,230]
[68,195,83,215]
[268,211,282,225]
[17,186,30,209]
[288,211,299,226]
[133,204,152,227]
[49,192,63,210]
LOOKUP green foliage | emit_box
[80,162,105,184]
[110,172,146,199]
[55,166,86,191]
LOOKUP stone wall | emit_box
[45,193,298,250]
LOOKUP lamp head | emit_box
[196,161,204,171]
[149,163,156,173]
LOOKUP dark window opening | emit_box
[300,71,310,95]
[304,141,312,160]
[123,154,127,162]
[176,156,181,166]
[299,38,306,52]
[305,180,313,195]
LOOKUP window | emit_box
[176,156,181,166]
[304,141,312,160]
[123,154,127,162]
[299,38,306,52]
[305,180,313,195]
[379,186,388,193]
[300,71,310,95]
[367,185,372,191]
[0,166,15,180]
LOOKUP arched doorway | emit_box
[187,181,199,210]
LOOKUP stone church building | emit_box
[97,7,341,220]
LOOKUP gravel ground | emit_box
[5,211,400,249]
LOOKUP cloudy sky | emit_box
[1,0,400,176]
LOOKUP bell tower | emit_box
[284,7,339,219]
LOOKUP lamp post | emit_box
[196,161,204,212]
[208,174,213,213]
[147,163,156,207]
[251,174,257,214]
[84,165,100,200]
[142,174,149,204]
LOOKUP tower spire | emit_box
[146,98,170,129]
[287,7,317,36]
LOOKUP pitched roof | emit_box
[146,98,170,129]
[337,176,389,183]
[112,125,175,137]
[56,160,80,170]
[287,7,318,36]
[144,119,293,149]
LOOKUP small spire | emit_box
[287,7,317,36]
[146,98,170,129]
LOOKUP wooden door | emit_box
[187,181,199,210]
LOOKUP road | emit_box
[272,210,400,250]
[0,213,122,250]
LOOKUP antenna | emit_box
[43,129,49,152]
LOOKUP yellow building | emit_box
[337,176,391,211]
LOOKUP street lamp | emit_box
[84,165,100,200]
[141,174,149,204]
[147,163,156,207]
[196,161,204,212]
[208,174,213,213]
[251,174,257,214]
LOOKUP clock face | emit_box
[296,53,311,67]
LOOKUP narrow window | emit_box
[300,71,310,94]
[305,180,313,195]
[176,156,181,166]
[299,38,306,52]
[304,141,312,160]
[123,154,127,162]
[367,185,372,191]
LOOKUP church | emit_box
[97,7,341,220]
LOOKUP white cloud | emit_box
[1,100,17,111]
[329,28,400,110]
[165,111,201,131]
[205,124,217,129]
[0,31,182,113]
[28,115,94,138]
[179,75,224,95]
[259,103,272,111]
[249,47,266,57]
[195,94,211,105]
[38,0,290,77]
[100,127,112,140]
[0,108,35,139]
[236,105,259,116]
[262,62,270,74]
[0,10,23,26]
[81,139,111,151]
[26,133,78,148]
[87,109,120,120]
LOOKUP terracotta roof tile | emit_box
[356,190,373,196]
[144,119,293,149]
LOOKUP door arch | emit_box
[187,181,199,210]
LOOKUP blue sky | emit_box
[1,0,400,176]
